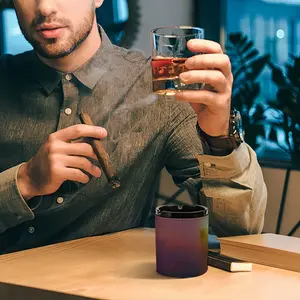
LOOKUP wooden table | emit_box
[0,228,299,300]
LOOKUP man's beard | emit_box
[19,11,95,59]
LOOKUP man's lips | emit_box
[36,23,65,30]
[36,24,67,39]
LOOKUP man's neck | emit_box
[37,21,101,73]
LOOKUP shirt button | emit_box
[65,74,72,81]
[28,226,35,234]
[64,108,72,115]
[204,162,212,168]
[56,197,64,204]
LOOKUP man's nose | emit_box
[36,0,57,17]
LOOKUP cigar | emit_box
[79,112,120,189]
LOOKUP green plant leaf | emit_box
[286,64,300,87]
[277,88,296,112]
[289,54,300,71]
[252,104,266,122]
[232,95,243,112]
[294,57,300,72]
[283,106,300,124]
[229,33,243,45]
[269,127,278,142]
[234,56,268,81]
[244,124,265,148]
[225,45,236,51]
[239,35,249,49]
[263,120,284,128]
[252,82,261,98]
[227,32,270,148]
[248,54,270,80]
[240,40,254,55]
[245,49,259,61]
[228,53,239,59]
[268,61,287,86]
[254,124,266,139]
[232,64,247,81]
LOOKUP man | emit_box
[0,0,267,254]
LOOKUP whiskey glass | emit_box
[151,26,205,96]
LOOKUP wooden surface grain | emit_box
[0,228,299,300]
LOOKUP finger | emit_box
[179,70,227,93]
[63,156,101,178]
[175,90,227,109]
[63,142,98,160]
[51,124,107,142]
[185,54,232,77]
[71,137,91,144]
[64,168,91,184]
[187,39,223,54]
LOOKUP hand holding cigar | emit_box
[17,121,115,201]
[79,112,121,189]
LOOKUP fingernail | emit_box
[99,127,107,137]
[94,166,101,178]
[185,57,195,68]
[175,91,183,99]
[180,72,190,81]
[188,39,197,45]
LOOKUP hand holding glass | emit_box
[151,26,205,96]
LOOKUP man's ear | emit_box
[95,0,104,9]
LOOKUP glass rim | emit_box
[151,26,205,38]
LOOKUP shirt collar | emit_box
[31,52,62,96]
[73,27,114,89]
[31,26,114,95]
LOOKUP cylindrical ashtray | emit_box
[155,205,209,278]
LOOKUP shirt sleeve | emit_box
[0,164,35,234]
[165,102,267,237]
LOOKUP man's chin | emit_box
[34,46,74,59]
[30,25,91,60]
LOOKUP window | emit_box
[1,9,32,55]
[226,0,300,102]
[225,0,300,166]
[113,0,129,23]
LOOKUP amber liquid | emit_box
[152,57,203,95]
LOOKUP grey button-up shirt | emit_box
[0,30,267,254]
